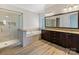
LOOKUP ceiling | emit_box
[12,4,55,13]
[12,4,79,14]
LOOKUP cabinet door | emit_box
[50,31,57,43]
[76,35,79,52]
[41,30,45,39]
[55,31,60,44]
[59,32,67,47]
[59,32,71,48]
[70,34,79,52]
[70,34,78,50]
[65,33,71,48]
[41,30,47,40]
[41,30,50,42]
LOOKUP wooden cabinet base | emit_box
[41,30,79,53]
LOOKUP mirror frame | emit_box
[45,10,79,29]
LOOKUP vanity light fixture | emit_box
[63,5,78,12]
[68,7,72,11]
[45,12,54,16]
[73,6,78,10]
[64,8,67,11]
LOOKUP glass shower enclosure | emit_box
[0,8,23,47]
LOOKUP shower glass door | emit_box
[0,9,23,42]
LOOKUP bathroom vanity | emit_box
[41,28,79,52]
[41,10,79,52]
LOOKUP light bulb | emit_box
[64,8,67,11]
[68,7,72,11]
[45,12,54,16]
[73,6,78,10]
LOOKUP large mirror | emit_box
[45,16,60,27]
[45,18,56,27]
[45,11,78,28]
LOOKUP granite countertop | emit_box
[44,28,79,34]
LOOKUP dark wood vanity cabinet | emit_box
[41,30,79,52]
[50,31,58,43]
[59,32,67,47]
[41,30,50,42]
[62,33,71,48]
[70,34,79,52]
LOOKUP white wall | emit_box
[0,4,40,30]
[23,11,39,30]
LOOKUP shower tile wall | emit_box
[0,10,23,41]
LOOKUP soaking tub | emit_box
[23,30,41,46]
